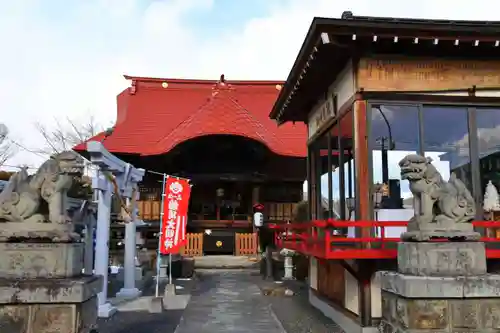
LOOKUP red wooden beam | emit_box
[271,219,500,259]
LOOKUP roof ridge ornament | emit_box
[341,11,353,19]
[212,74,233,94]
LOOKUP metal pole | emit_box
[265,244,273,280]
[155,173,167,298]
[381,137,389,184]
[148,169,190,181]
[169,253,172,285]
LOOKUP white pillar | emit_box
[93,174,117,318]
[116,197,141,299]
[84,213,95,275]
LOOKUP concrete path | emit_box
[174,270,286,333]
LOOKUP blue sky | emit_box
[1,0,499,169]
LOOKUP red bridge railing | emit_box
[268,220,500,259]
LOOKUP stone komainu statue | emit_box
[398,154,478,241]
[0,151,84,225]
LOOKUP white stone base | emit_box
[309,289,377,333]
[116,267,144,282]
[116,287,142,300]
[162,294,191,310]
[98,302,118,318]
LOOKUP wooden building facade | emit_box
[75,75,307,256]
[270,12,500,332]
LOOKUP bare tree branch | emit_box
[0,123,17,167]
[34,115,106,156]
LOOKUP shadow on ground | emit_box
[97,310,184,333]
[98,265,345,333]
[97,273,188,333]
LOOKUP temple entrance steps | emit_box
[193,255,260,269]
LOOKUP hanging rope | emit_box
[102,170,137,224]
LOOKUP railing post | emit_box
[380,225,386,249]
[312,226,317,255]
[325,228,331,258]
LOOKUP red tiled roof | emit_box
[74,76,307,157]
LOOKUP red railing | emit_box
[268,220,500,259]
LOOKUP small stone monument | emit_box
[0,151,102,333]
[378,154,500,332]
[483,180,500,213]
[280,248,295,280]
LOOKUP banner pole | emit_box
[155,173,167,298]
[169,253,172,285]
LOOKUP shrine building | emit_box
[74,75,307,256]
[270,12,500,332]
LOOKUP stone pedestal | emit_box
[0,242,85,278]
[378,241,500,332]
[397,241,487,276]
[0,242,103,333]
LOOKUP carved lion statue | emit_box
[0,151,85,224]
[399,154,476,232]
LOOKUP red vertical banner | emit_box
[159,177,191,255]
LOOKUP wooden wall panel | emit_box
[317,260,345,306]
[137,200,161,221]
[357,58,500,92]
[265,202,299,221]
[308,61,356,139]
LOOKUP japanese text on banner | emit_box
[160,177,191,255]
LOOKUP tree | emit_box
[0,123,17,167]
[33,116,112,200]
[34,116,105,156]
[483,181,500,212]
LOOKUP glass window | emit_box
[476,108,500,196]
[321,110,354,229]
[370,105,420,209]
[307,139,324,220]
[421,106,472,193]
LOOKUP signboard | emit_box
[308,94,336,139]
[159,177,191,254]
[357,58,500,92]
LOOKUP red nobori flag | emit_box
[159,177,191,255]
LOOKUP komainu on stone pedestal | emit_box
[0,151,102,333]
[377,154,500,332]
[0,151,85,242]
[398,154,479,241]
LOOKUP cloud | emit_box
[2,0,499,170]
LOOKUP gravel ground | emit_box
[253,276,346,333]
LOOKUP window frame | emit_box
[366,100,500,219]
